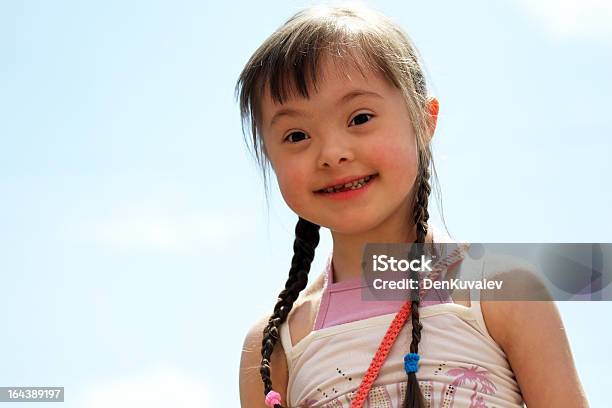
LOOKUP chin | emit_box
[326,217,381,235]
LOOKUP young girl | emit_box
[236,4,587,407]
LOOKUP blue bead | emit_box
[404,353,420,373]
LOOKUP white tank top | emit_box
[279,247,525,407]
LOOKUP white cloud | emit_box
[514,0,612,41]
[77,365,212,408]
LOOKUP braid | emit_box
[260,217,320,407]
[403,150,431,408]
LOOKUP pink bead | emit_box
[265,390,282,407]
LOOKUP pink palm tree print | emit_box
[447,365,497,408]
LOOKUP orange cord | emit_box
[349,300,412,408]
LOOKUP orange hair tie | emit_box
[429,98,439,118]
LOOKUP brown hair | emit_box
[235,4,443,407]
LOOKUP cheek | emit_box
[275,164,310,211]
[368,132,419,182]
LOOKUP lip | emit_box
[314,174,378,200]
[315,173,378,192]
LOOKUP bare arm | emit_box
[482,269,589,407]
[239,315,289,408]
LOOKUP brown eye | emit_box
[350,113,373,126]
[284,131,309,143]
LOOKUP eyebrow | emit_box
[268,89,383,127]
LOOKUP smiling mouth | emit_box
[316,174,378,194]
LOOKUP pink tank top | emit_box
[314,249,463,330]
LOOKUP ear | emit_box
[426,97,439,142]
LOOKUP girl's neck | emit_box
[330,224,435,284]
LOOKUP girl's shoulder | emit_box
[302,267,326,297]
[240,312,289,408]
[239,270,326,407]
[477,252,550,349]
[475,254,588,406]
[284,269,326,348]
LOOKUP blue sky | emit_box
[0,0,610,406]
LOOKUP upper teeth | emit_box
[323,175,373,193]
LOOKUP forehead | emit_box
[260,54,394,113]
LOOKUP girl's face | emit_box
[260,57,429,235]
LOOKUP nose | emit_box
[317,135,355,168]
